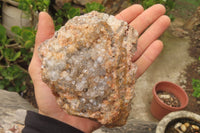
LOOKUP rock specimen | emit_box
[38,11,138,127]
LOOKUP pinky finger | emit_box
[135,40,163,79]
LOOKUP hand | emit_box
[29,4,170,133]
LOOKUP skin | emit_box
[29,4,170,133]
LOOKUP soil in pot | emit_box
[157,91,181,107]
[165,118,200,133]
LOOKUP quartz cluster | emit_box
[38,11,138,127]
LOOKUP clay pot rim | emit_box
[156,111,200,133]
[153,81,189,111]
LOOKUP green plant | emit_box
[0,65,27,92]
[54,3,80,30]
[54,2,105,30]
[18,0,50,27]
[0,24,35,92]
[84,2,105,13]
[11,26,36,63]
[192,79,200,98]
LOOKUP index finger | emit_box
[115,4,144,23]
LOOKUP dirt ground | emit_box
[181,30,200,115]
[175,0,200,115]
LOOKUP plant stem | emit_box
[0,55,3,61]
[16,64,28,74]
[5,43,21,48]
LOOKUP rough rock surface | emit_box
[94,119,157,133]
[38,11,138,127]
[0,90,37,132]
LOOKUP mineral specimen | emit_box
[38,11,138,127]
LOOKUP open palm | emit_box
[29,4,170,133]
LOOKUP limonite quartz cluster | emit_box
[38,11,138,127]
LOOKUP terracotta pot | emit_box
[150,81,188,120]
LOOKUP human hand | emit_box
[29,4,170,133]
[116,4,170,78]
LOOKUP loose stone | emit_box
[184,122,190,128]
[192,125,199,130]
[180,124,187,132]
[38,11,138,127]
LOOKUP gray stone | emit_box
[0,90,37,132]
[93,119,157,133]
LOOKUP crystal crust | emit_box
[38,11,138,127]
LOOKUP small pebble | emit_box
[180,124,187,132]
[159,94,170,99]
[192,125,199,130]
[174,122,182,129]
[184,122,190,128]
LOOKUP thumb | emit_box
[35,12,55,50]
[29,12,55,83]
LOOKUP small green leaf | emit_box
[13,51,21,61]
[0,84,4,90]
[85,2,105,13]
[21,30,34,42]
[67,8,80,19]
[1,65,23,81]
[43,0,50,6]
[0,24,7,45]
[56,17,64,24]
[55,25,62,31]
[3,48,21,61]
[24,40,34,49]
[11,26,22,36]
[63,3,72,11]
[192,79,200,98]
[0,80,6,90]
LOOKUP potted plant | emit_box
[156,111,200,133]
[150,81,189,120]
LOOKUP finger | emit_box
[115,4,144,23]
[135,40,163,79]
[130,4,166,35]
[132,15,170,61]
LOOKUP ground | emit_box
[182,33,200,114]
[173,0,200,115]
